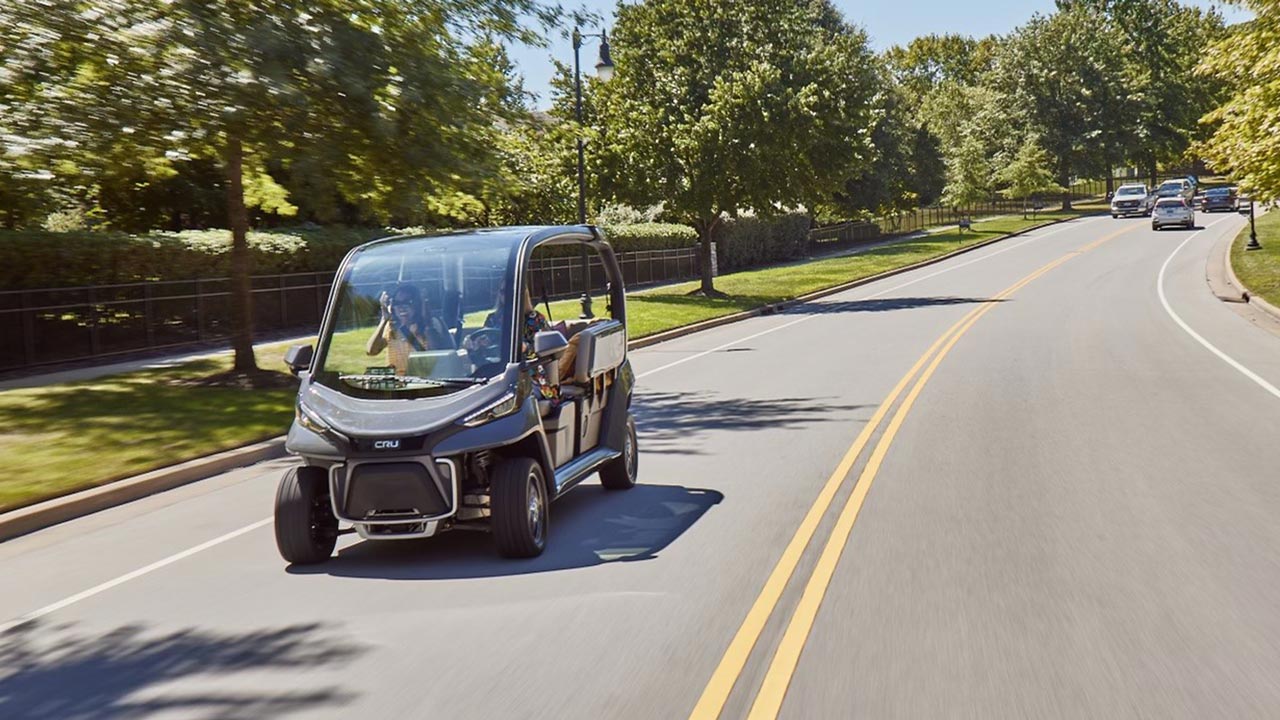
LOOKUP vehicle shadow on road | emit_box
[634,391,869,456]
[0,621,364,719]
[782,295,1006,316]
[290,483,723,581]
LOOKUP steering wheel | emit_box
[465,328,505,376]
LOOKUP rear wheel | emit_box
[274,466,338,565]
[600,414,639,490]
[492,457,548,558]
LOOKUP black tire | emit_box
[274,466,338,565]
[491,456,548,558]
[599,414,638,490]
[1112,214,1118,219]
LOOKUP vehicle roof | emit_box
[1117,184,1147,190]
[1158,179,1188,186]
[1156,197,1187,204]
[1204,187,1233,193]
[354,225,598,255]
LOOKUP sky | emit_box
[510,0,1253,107]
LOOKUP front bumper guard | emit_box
[328,457,459,540]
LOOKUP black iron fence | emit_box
[0,247,703,372]
[0,272,335,371]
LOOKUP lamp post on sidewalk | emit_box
[1244,198,1262,251]
[571,27,615,318]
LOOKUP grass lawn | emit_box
[547,208,1093,338]
[0,207,1095,512]
[0,342,301,512]
[1231,208,1280,308]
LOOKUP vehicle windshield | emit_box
[1116,187,1145,196]
[1205,188,1231,196]
[312,235,517,398]
[1157,199,1185,208]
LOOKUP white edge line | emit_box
[1157,216,1280,400]
[637,216,1104,379]
[0,517,273,635]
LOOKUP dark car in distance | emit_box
[1200,187,1239,213]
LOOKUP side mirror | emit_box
[283,344,314,376]
[533,330,568,360]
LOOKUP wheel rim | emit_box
[309,492,335,541]
[527,472,545,546]
[625,429,636,479]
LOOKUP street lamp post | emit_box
[571,27,614,318]
[1245,198,1262,251]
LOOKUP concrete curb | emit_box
[0,212,1089,541]
[1222,211,1280,323]
[0,436,286,542]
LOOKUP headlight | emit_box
[295,399,335,435]
[461,392,519,427]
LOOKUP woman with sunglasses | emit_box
[366,283,453,374]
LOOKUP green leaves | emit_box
[1197,1,1280,201]
[598,0,879,229]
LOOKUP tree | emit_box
[1197,0,1279,201]
[995,137,1067,217]
[941,131,992,215]
[1062,0,1227,187]
[826,65,919,221]
[990,7,1137,209]
[0,0,550,376]
[597,0,880,295]
[883,34,999,106]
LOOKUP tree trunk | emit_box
[224,135,257,372]
[1147,152,1158,190]
[695,214,722,295]
[1058,164,1073,211]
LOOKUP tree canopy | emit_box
[1197,0,1280,201]
[596,0,881,293]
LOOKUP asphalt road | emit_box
[3,210,1279,719]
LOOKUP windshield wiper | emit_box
[338,374,485,390]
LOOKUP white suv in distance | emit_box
[1154,178,1194,201]
[1152,197,1195,231]
[1111,184,1154,217]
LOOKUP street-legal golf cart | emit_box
[275,226,638,564]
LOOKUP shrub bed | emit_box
[717,213,812,272]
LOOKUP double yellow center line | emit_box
[689,223,1135,720]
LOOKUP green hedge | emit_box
[717,213,812,272]
[0,223,697,290]
[601,223,697,252]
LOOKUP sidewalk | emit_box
[0,334,314,390]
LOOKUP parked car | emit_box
[1200,186,1238,213]
[275,225,639,564]
[1110,184,1154,217]
[1152,197,1195,230]
[1155,179,1194,200]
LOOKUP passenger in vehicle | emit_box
[516,285,561,405]
[366,283,454,374]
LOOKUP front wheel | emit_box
[492,456,548,558]
[600,414,639,490]
[275,466,338,565]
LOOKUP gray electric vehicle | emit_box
[276,226,638,564]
